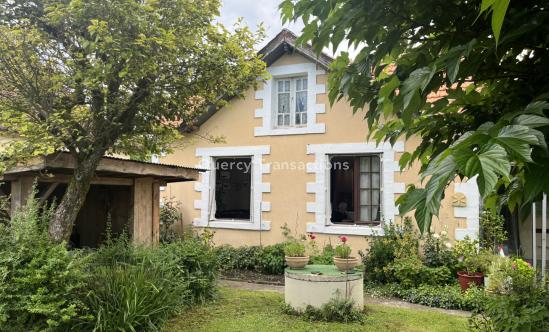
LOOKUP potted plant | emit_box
[284,240,309,269]
[333,236,359,271]
[457,253,485,290]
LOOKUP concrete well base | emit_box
[284,264,363,310]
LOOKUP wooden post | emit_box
[152,181,160,244]
[133,177,154,244]
[10,176,35,217]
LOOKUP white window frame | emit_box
[305,142,406,236]
[193,146,271,231]
[254,63,326,136]
[274,76,308,128]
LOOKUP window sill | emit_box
[254,124,325,136]
[306,222,385,236]
[193,218,271,231]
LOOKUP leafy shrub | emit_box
[422,231,457,270]
[471,256,549,331]
[365,282,486,311]
[159,200,182,243]
[284,241,305,257]
[385,254,453,288]
[216,243,286,275]
[0,195,90,330]
[84,234,219,331]
[479,211,507,253]
[471,288,549,332]
[256,243,286,275]
[282,296,365,323]
[360,218,418,283]
[215,245,262,271]
[310,244,335,264]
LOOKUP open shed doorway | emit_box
[36,182,132,249]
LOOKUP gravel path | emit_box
[219,279,471,318]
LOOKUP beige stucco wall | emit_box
[161,53,475,254]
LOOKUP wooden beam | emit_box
[10,176,34,216]
[39,183,59,204]
[37,174,133,186]
[152,181,160,245]
[133,177,153,244]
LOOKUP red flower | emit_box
[340,236,348,243]
[308,233,317,240]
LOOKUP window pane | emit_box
[296,79,301,90]
[214,157,251,220]
[372,173,380,188]
[360,157,370,172]
[372,189,380,205]
[360,189,370,205]
[371,155,380,172]
[360,206,370,221]
[277,80,283,92]
[360,173,370,188]
[278,93,290,114]
[284,80,290,92]
[296,91,307,113]
[302,78,308,90]
[372,206,380,221]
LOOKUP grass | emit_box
[164,287,468,332]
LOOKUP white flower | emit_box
[444,242,452,249]
[432,233,440,239]
[440,230,447,237]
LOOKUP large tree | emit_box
[0,0,266,243]
[281,0,549,233]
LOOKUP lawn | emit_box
[164,287,469,332]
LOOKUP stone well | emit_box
[284,264,364,310]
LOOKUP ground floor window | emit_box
[214,157,252,220]
[330,155,381,225]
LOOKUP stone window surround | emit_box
[193,145,271,231]
[454,177,480,240]
[254,62,326,136]
[305,142,406,236]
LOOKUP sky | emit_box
[217,0,304,50]
[216,0,358,58]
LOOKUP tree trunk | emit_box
[48,152,104,243]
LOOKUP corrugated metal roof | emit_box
[101,154,207,172]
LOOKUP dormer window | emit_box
[275,77,307,127]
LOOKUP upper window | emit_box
[329,155,381,225]
[275,77,307,128]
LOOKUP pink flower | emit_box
[512,263,517,270]
[308,233,317,240]
[340,236,348,243]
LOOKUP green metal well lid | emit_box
[285,264,363,281]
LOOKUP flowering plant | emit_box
[335,236,352,258]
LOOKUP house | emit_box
[160,29,482,251]
[0,152,202,246]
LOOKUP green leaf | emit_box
[493,125,539,162]
[464,144,510,197]
[513,114,549,128]
[491,0,510,44]
[401,65,436,96]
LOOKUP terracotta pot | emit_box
[457,271,484,291]
[333,256,359,272]
[285,256,309,269]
